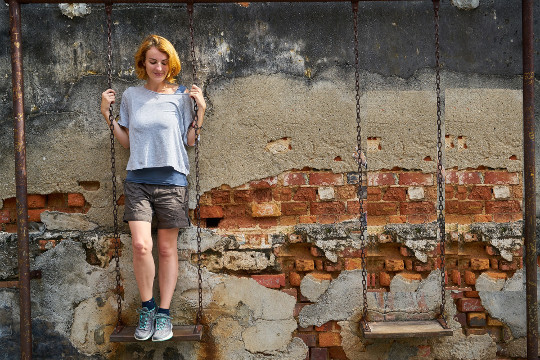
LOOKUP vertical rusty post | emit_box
[8,0,32,359]
[522,0,537,359]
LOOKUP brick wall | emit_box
[0,193,90,233]
[197,168,522,231]
[197,168,523,360]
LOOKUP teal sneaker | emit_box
[152,313,173,341]
[134,307,156,340]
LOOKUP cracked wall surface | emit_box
[0,1,539,359]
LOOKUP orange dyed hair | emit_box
[134,35,181,83]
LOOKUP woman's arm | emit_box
[186,85,206,147]
[101,89,130,148]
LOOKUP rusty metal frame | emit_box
[5,0,536,359]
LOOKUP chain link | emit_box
[351,1,369,328]
[433,0,447,325]
[188,3,204,331]
[105,3,122,330]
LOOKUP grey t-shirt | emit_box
[118,86,194,175]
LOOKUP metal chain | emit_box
[188,2,203,331]
[352,1,369,331]
[433,0,447,325]
[105,3,122,330]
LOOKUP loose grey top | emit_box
[118,86,194,175]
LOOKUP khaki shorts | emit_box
[123,182,190,229]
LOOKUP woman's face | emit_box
[144,46,169,83]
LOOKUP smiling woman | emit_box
[100,34,206,342]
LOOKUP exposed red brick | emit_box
[295,334,316,347]
[250,176,278,188]
[446,200,484,215]
[281,288,298,300]
[335,185,357,200]
[417,345,431,358]
[299,215,317,223]
[445,184,455,199]
[211,190,231,204]
[116,194,125,205]
[385,259,404,271]
[487,317,504,326]
[280,216,299,226]
[311,202,345,215]
[0,209,11,224]
[233,190,253,203]
[470,258,490,271]
[315,321,337,332]
[310,347,328,360]
[399,247,413,257]
[47,193,66,208]
[494,213,522,222]
[400,202,435,215]
[28,209,46,222]
[467,312,487,327]
[289,271,302,286]
[273,188,292,201]
[499,260,518,271]
[451,270,461,285]
[296,259,315,272]
[318,332,341,347]
[283,172,307,186]
[309,173,343,186]
[223,204,249,217]
[328,347,348,360]
[252,203,281,217]
[293,187,317,202]
[251,274,286,289]
[27,194,46,208]
[484,172,519,185]
[379,272,391,287]
[2,197,16,208]
[252,188,273,202]
[458,171,483,185]
[474,214,493,222]
[67,193,85,207]
[282,202,309,216]
[399,173,433,186]
[465,328,487,336]
[367,187,382,201]
[367,216,390,226]
[382,187,407,201]
[468,186,492,200]
[310,272,333,281]
[486,200,521,214]
[200,206,224,219]
[294,303,308,317]
[464,291,480,298]
[445,171,459,184]
[344,258,363,270]
[457,298,485,312]
[400,273,422,281]
[389,215,407,223]
[368,172,396,186]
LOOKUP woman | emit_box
[100,34,206,342]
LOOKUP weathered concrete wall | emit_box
[0,1,539,359]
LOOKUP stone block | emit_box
[493,185,511,199]
[318,187,335,201]
[408,186,425,200]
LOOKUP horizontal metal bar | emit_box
[0,281,20,289]
[8,0,431,4]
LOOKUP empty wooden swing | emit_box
[105,3,203,342]
[351,0,453,339]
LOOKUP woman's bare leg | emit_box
[129,221,154,302]
[156,228,180,309]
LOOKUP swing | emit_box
[105,3,203,342]
[352,0,453,339]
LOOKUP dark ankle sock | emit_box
[142,298,156,311]
[157,307,170,316]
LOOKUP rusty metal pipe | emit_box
[8,0,32,359]
[522,0,537,359]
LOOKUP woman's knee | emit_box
[132,236,152,257]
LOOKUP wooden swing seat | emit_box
[109,325,203,342]
[361,319,452,339]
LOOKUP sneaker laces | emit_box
[155,314,172,331]
[137,308,152,330]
